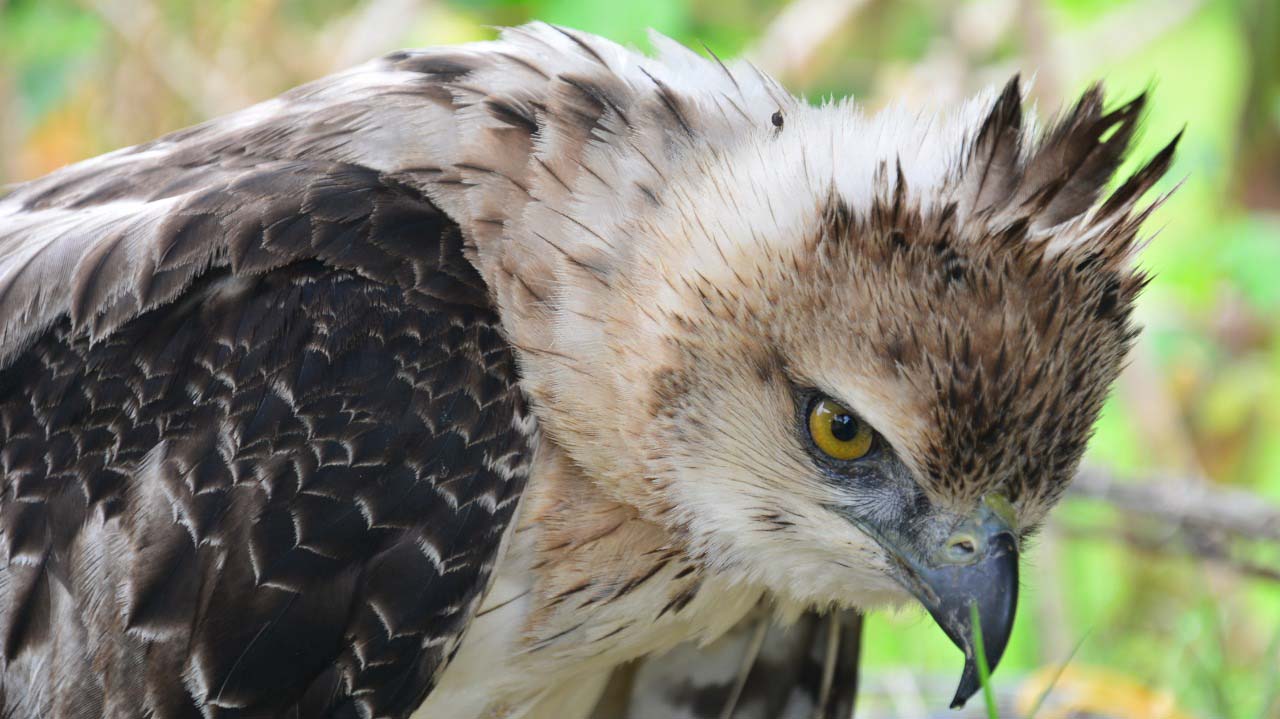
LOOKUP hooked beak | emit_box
[894,495,1020,709]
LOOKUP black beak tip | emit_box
[910,530,1019,711]
[949,663,981,709]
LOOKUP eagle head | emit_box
[501,65,1177,707]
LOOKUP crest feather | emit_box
[962,74,1024,216]
[1019,86,1146,226]
[955,77,1179,268]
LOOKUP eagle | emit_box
[0,22,1176,719]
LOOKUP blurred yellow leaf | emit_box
[1017,665,1195,719]
[18,95,97,179]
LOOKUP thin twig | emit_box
[1062,466,1280,582]
[718,618,769,719]
[1058,523,1280,582]
[324,0,430,71]
[0,70,18,185]
[78,0,249,117]
[977,0,1205,91]
[747,0,875,85]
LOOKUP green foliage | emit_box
[971,601,1001,719]
[537,0,689,47]
[1,0,102,123]
[2,0,1278,716]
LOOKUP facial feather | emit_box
[485,57,1176,609]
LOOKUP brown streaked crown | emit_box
[813,77,1179,519]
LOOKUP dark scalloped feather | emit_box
[640,67,695,138]
[0,171,531,718]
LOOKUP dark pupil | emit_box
[829,413,859,442]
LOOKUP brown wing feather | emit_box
[0,127,532,719]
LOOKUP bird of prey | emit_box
[0,22,1177,719]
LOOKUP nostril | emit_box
[945,534,979,562]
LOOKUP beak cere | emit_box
[899,499,1020,709]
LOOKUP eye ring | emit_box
[807,396,874,461]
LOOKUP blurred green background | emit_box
[2,0,1277,716]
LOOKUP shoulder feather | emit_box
[0,23,776,368]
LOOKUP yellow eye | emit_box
[807,397,874,461]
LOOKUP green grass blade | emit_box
[969,601,1000,719]
[1258,621,1280,719]
[1025,630,1091,719]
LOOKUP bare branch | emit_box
[1058,522,1280,583]
[1069,466,1280,543]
